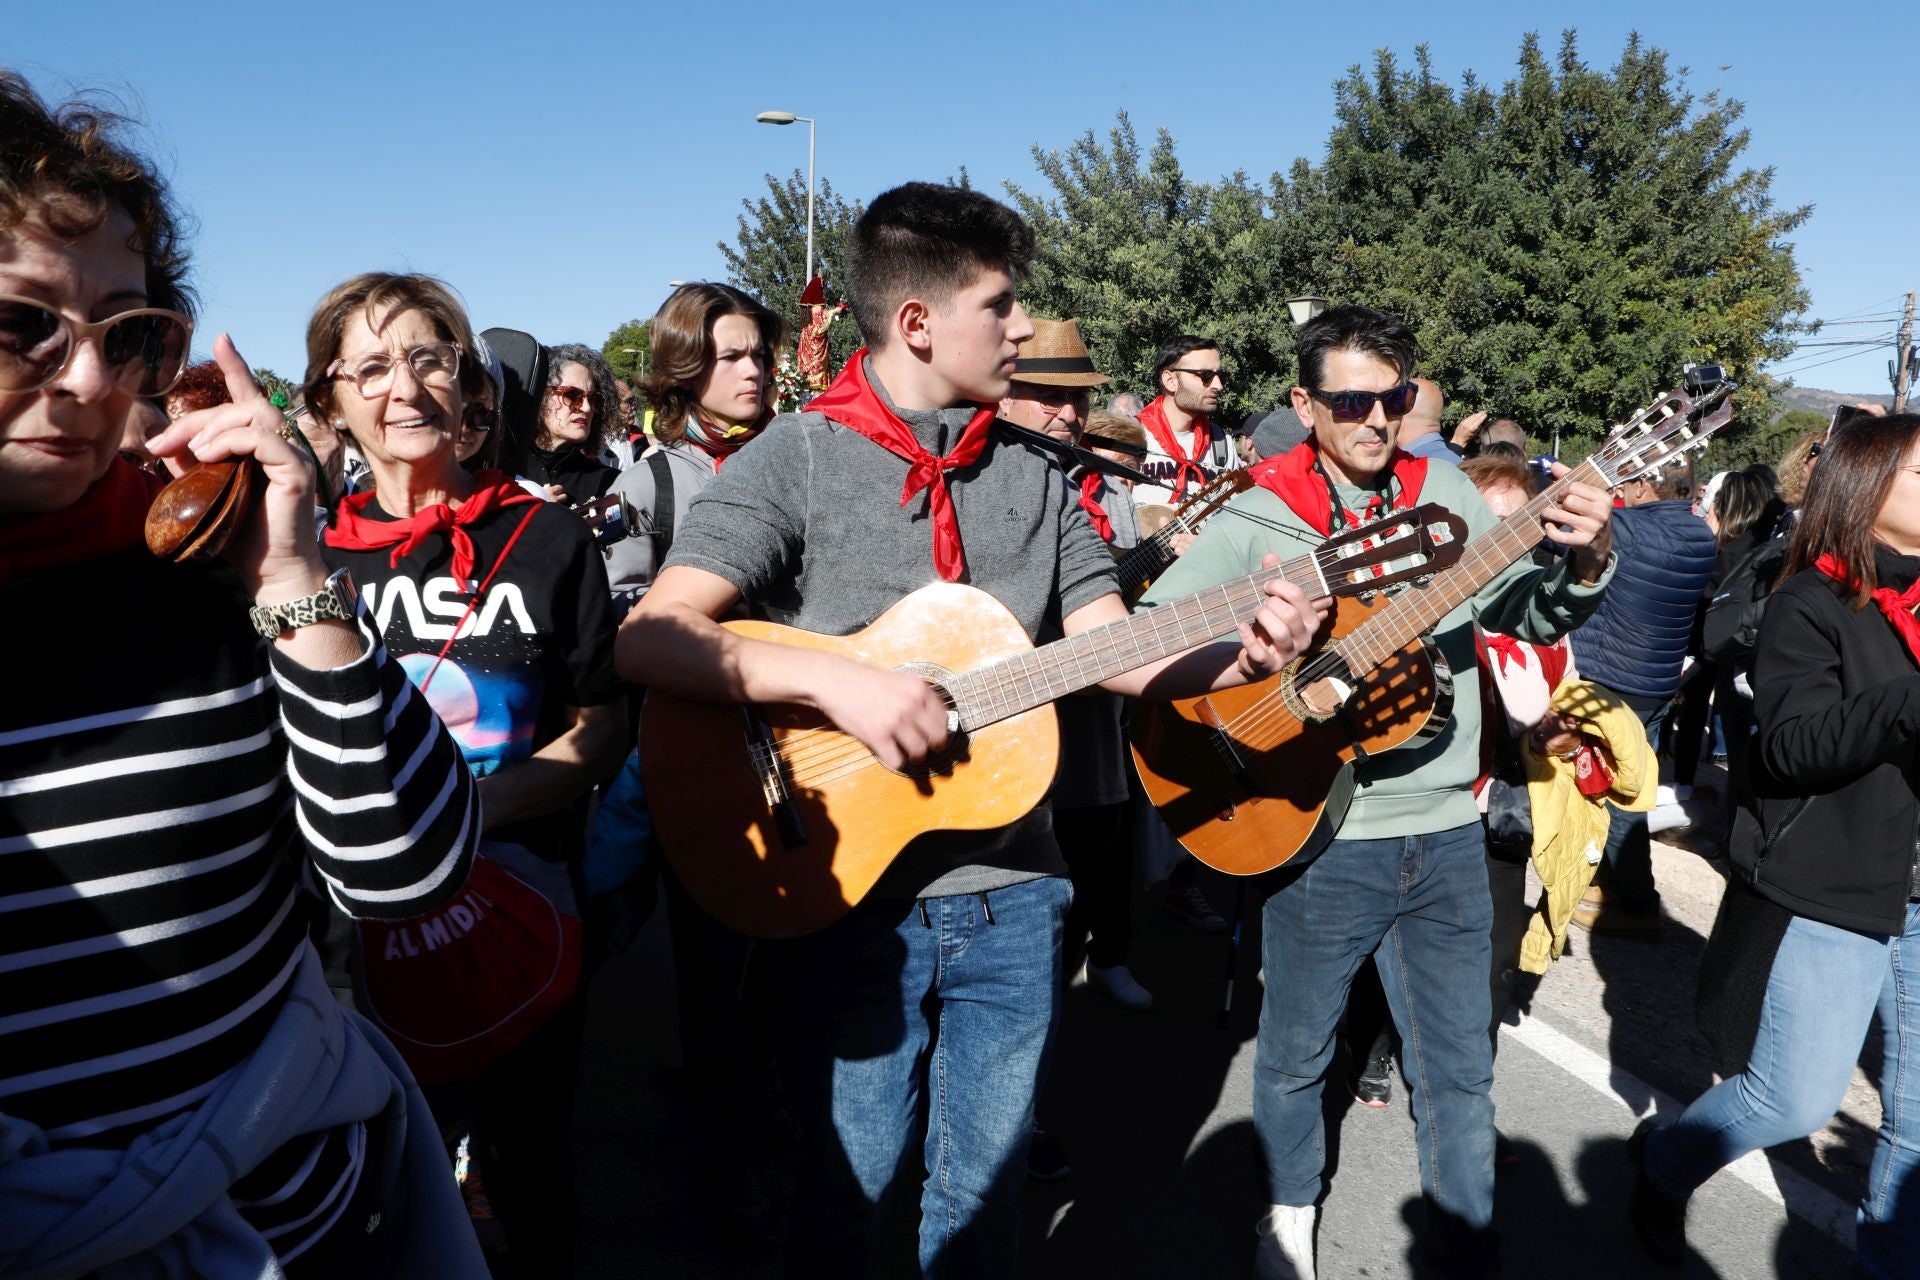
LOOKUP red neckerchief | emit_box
[0,457,161,588]
[325,469,539,586]
[1077,471,1114,543]
[1139,396,1213,501]
[682,414,757,471]
[1816,552,1920,665]
[805,349,995,582]
[1481,630,1571,685]
[1247,440,1429,536]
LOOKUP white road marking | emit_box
[1505,1012,1857,1246]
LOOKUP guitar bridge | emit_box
[742,706,808,850]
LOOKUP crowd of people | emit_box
[3,67,1919,1280]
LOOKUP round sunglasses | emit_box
[0,293,193,397]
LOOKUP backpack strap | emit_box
[646,450,676,557]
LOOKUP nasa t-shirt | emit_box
[322,498,621,863]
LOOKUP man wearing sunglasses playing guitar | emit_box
[618,184,1326,1278]
[1141,305,1616,1279]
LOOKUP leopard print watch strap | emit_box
[249,570,356,639]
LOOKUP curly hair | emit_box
[543,343,622,453]
[165,360,231,415]
[0,72,194,317]
[1777,429,1825,508]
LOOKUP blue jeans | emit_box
[1646,902,1920,1278]
[1600,697,1669,910]
[1255,823,1496,1234]
[769,876,1070,1279]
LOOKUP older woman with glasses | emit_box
[307,272,624,1276]
[0,73,484,1275]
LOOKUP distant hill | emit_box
[1774,385,1894,418]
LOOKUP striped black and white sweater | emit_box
[0,548,478,1260]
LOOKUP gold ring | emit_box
[277,419,302,446]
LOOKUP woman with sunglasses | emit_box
[307,271,625,1276]
[521,342,619,506]
[1632,413,1920,1274]
[0,74,486,1274]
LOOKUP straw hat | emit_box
[1011,318,1111,388]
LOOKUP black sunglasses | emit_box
[462,404,497,431]
[1169,367,1227,387]
[1308,383,1417,422]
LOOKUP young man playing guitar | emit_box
[1141,306,1617,1279]
[617,183,1325,1277]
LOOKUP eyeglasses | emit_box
[1170,367,1227,387]
[546,385,591,410]
[1808,442,1823,460]
[328,341,461,398]
[461,403,497,432]
[1307,383,1417,422]
[0,293,192,396]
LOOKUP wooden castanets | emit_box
[144,458,264,562]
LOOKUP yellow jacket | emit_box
[1518,681,1658,974]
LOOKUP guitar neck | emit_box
[1115,527,1180,597]
[948,548,1328,732]
[1330,460,1604,674]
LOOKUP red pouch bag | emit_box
[354,840,582,1084]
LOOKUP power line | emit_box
[1808,316,1902,326]
[1771,347,1883,377]
[1823,293,1907,322]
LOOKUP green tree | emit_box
[1273,33,1812,454]
[718,169,864,372]
[602,319,652,386]
[1703,405,1825,473]
[1004,114,1298,417]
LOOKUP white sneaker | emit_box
[1255,1204,1317,1280]
[1085,961,1154,1011]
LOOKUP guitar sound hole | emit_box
[891,665,967,782]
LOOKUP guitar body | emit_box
[641,583,1057,938]
[1130,591,1453,876]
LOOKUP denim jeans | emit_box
[1645,902,1920,1278]
[769,875,1071,1279]
[1599,696,1670,910]
[1255,823,1496,1235]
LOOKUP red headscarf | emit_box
[1816,553,1920,666]
[0,458,160,588]
[326,469,540,586]
[805,350,995,582]
[1248,440,1428,535]
[1139,396,1213,502]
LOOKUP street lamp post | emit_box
[755,110,817,286]
[1284,295,1330,326]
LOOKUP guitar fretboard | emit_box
[946,550,1328,732]
[1331,460,1606,673]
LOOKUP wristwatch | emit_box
[249,568,358,639]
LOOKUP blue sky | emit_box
[15,0,1917,399]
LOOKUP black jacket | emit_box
[524,443,617,507]
[1734,545,1920,934]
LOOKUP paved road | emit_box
[571,780,1871,1277]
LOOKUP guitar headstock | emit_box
[1319,503,1469,596]
[1585,380,1738,487]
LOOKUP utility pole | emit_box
[1894,290,1915,413]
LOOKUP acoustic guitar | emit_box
[1130,382,1737,876]
[1115,469,1254,605]
[642,504,1466,937]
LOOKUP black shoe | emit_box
[1027,1127,1070,1182]
[1627,1119,1688,1266]
[1353,1049,1392,1108]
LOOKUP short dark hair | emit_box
[1152,336,1219,384]
[1292,304,1416,391]
[846,182,1033,350]
[0,72,194,318]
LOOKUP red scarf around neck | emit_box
[1139,396,1214,502]
[0,458,160,588]
[805,349,995,582]
[325,469,539,586]
[1815,552,1920,665]
[1248,440,1429,536]
[1077,471,1114,543]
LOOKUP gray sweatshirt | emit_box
[663,363,1118,897]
